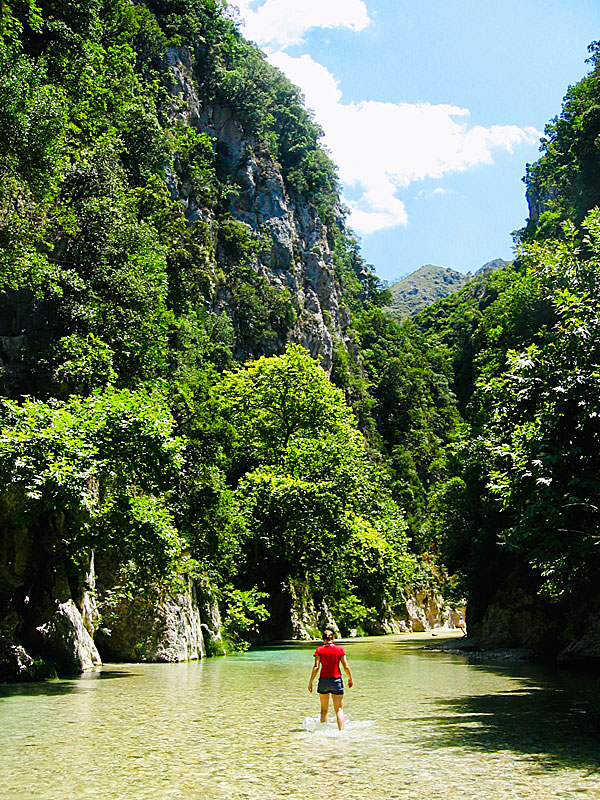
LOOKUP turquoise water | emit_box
[1,634,600,799]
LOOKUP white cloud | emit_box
[268,53,540,234]
[418,187,455,199]
[233,0,371,49]
[230,7,540,235]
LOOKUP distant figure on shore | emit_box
[308,629,353,730]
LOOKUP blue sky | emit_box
[233,1,600,282]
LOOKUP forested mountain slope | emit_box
[386,259,509,319]
[0,0,461,680]
[387,265,470,318]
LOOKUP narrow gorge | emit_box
[1,0,600,687]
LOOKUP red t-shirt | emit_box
[314,643,346,678]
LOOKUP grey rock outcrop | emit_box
[197,579,224,656]
[525,184,559,229]
[559,610,600,661]
[96,582,205,663]
[287,580,319,640]
[316,602,341,638]
[165,46,363,370]
[466,571,600,662]
[374,589,465,634]
[37,600,101,675]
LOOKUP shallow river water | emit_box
[1,633,600,800]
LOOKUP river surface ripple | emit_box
[1,634,600,799]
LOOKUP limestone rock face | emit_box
[377,589,465,634]
[316,602,341,638]
[467,573,600,662]
[197,580,224,656]
[469,585,556,650]
[287,580,319,640]
[0,520,104,679]
[37,600,102,675]
[526,184,559,229]
[165,46,363,370]
[97,583,205,663]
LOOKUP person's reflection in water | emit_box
[308,629,353,730]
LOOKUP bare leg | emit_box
[332,693,345,731]
[319,692,330,723]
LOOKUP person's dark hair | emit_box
[322,629,334,641]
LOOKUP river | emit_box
[1,633,599,799]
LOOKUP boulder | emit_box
[37,600,101,676]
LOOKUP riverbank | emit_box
[426,633,600,667]
[426,634,537,662]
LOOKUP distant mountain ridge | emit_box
[386,259,510,317]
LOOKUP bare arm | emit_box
[308,655,320,692]
[341,654,353,687]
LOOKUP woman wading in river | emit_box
[308,629,353,730]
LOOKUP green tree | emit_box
[216,345,414,621]
[0,388,184,576]
[217,343,357,467]
[487,211,600,598]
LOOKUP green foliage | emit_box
[409,47,600,619]
[330,593,376,636]
[217,343,356,466]
[221,585,269,651]
[170,126,218,206]
[348,305,460,534]
[419,210,600,607]
[0,388,184,575]
[0,41,68,197]
[486,211,600,598]
[520,41,600,241]
[215,345,413,618]
[51,333,117,393]
[420,435,504,601]
[0,0,468,652]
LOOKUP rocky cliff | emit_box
[465,568,600,663]
[165,46,364,369]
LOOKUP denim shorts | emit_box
[317,677,344,695]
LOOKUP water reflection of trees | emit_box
[419,667,600,772]
[0,669,138,699]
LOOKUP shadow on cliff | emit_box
[0,669,138,698]
[415,664,600,772]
